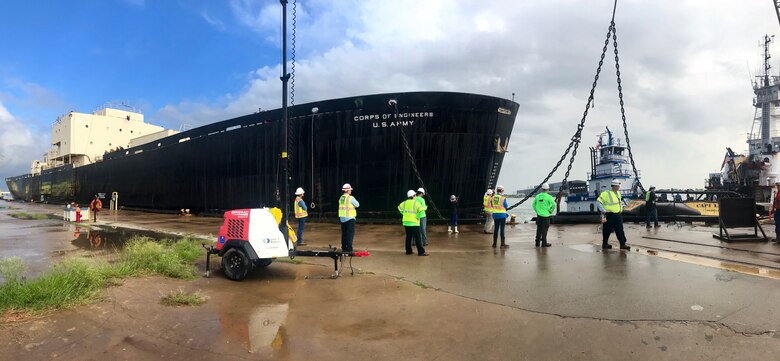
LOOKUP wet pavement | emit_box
[2,201,780,360]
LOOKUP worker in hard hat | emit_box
[483,189,495,233]
[338,183,360,252]
[597,179,630,250]
[398,190,428,256]
[532,183,555,247]
[449,195,459,233]
[491,185,509,248]
[644,185,659,229]
[416,188,429,246]
[294,187,308,246]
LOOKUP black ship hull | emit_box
[6,91,517,221]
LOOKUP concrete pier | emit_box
[1,202,779,360]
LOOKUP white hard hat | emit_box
[649,185,656,189]
[450,195,456,201]
[407,190,416,197]
[295,187,305,195]
[611,179,621,186]
[541,183,550,190]
[487,189,494,195]
[417,187,425,194]
[342,183,352,191]
[497,185,505,190]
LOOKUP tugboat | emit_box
[562,127,642,212]
[552,127,719,224]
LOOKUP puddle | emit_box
[638,246,780,281]
[219,303,290,354]
[71,226,175,251]
[568,244,599,253]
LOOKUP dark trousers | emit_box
[603,212,627,246]
[449,212,458,226]
[645,207,658,227]
[296,217,306,244]
[404,226,426,255]
[774,210,780,237]
[535,216,550,244]
[341,219,355,252]
[493,217,506,245]
[91,209,98,222]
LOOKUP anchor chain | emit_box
[507,22,615,211]
[612,24,644,194]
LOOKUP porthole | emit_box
[85,125,89,128]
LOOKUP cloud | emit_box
[201,12,226,31]
[0,102,48,183]
[156,0,773,191]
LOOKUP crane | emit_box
[774,0,780,27]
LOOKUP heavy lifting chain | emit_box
[398,124,446,220]
[612,25,644,194]
[506,21,615,211]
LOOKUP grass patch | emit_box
[9,212,50,220]
[160,289,207,307]
[0,235,203,313]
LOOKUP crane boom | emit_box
[774,0,780,28]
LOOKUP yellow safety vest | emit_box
[338,194,356,218]
[598,190,622,213]
[294,196,308,218]
[398,199,421,226]
[483,195,493,212]
[491,195,506,214]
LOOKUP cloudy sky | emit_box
[0,0,777,193]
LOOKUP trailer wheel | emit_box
[254,259,273,267]
[222,248,252,281]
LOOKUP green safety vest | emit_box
[294,196,308,218]
[598,190,622,213]
[416,196,428,218]
[398,199,422,226]
[491,195,506,214]
[483,195,493,212]
[533,192,556,217]
[338,194,356,218]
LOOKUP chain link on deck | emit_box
[506,23,615,211]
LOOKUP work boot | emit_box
[448,226,452,233]
[646,224,651,229]
[602,244,612,249]
[541,242,552,247]
[654,224,660,228]
[492,242,497,248]
[500,243,509,249]
[619,244,631,250]
[297,242,307,246]
[535,241,540,247]
[454,227,459,233]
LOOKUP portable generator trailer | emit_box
[203,208,370,281]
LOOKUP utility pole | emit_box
[280,0,291,245]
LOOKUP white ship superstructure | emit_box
[31,105,176,175]
[565,128,641,212]
[747,35,780,190]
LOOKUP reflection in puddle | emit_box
[219,304,290,354]
[71,227,173,251]
[640,247,780,280]
[568,244,599,253]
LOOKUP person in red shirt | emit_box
[90,195,102,222]
[75,204,82,223]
